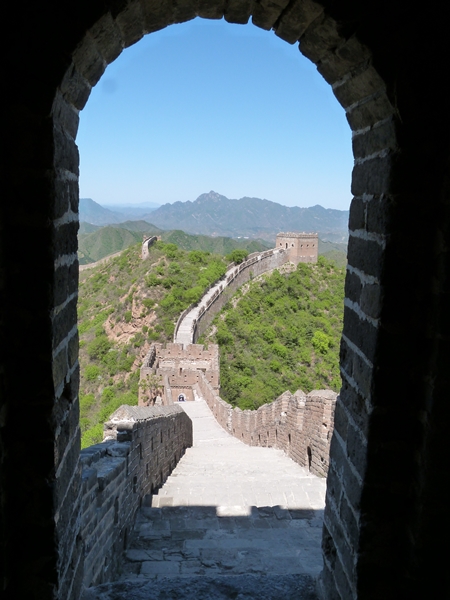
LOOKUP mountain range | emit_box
[78,223,272,265]
[80,192,349,243]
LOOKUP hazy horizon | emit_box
[83,192,350,212]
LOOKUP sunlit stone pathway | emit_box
[84,397,326,599]
[174,274,228,345]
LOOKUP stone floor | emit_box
[84,398,326,599]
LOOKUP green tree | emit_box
[226,249,249,264]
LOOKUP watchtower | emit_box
[276,232,318,264]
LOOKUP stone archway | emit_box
[2,2,449,600]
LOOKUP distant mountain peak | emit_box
[147,192,349,244]
[195,191,230,205]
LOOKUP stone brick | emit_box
[346,90,395,132]
[365,193,396,235]
[359,282,381,319]
[197,0,226,20]
[348,196,366,232]
[325,463,342,507]
[252,0,291,31]
[53,177,79,220]
[352,117,399,159]
[319,560,342,600]
[333,400,348,442]
[54,266,70,307]
[52,345,68,390]
[53,221,79,258]
[72,34,106,87]
[317,35,371,84]
[52,297,78,350]
[329,435,362,512]
[351,154,395,196]
[275,0,323,44]
[53,127,79,175]
[343,305,378,364]
[350,351,372,400]
[333,65,386,110]
[334,554,355,600]
[89,12,124,65]
[346,422,367,479]
[141,0,173,33]
[321,522,337,570]
[338,377,369,436]
[115,0,146,48]
[61,64,92,111]
[52,91,80,140]
[344,269,362,304]
[347,234,384,280]
[299,12,343,63]
[68,331,79,370]
[224,0,253,24]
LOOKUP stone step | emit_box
[121,504,324,584]
[83,573,319,600]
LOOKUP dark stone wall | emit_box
[1,1,449,599]
[81,405,192,590]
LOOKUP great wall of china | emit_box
[138,230,335,478]
[77,231,336,592]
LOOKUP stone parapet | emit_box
[195,372,336,478]
[141,235,159,260]
[79,405,192,592]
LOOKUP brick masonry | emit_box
[195,369,336,478]
[79,405,192,589]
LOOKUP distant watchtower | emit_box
[276,232,318,265]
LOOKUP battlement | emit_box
[276,232,318,264]
[277,232,318,238]
[140,343,220,405]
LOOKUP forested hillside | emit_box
[78,241,228,447]
[78,223,270,264]
[201,257,345,410]
[78,238,345,448]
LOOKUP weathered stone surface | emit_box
[79,406,192,589]
[83,573,319,599]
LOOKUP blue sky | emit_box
[77,17,353,210]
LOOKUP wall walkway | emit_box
[196,374,337,478]
[174,248,288,346]
[83,395,325,599]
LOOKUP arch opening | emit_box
[6,3,448,600]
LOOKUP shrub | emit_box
[312,330,331,354]
[87,335,112,360]
[81,423,103,449]
[85,365,100,381]
[142,298,155,309]
[226,249,249,264]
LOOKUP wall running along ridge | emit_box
[79,405,192,590]
[141,235,159,260]
[174,248,289,344]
